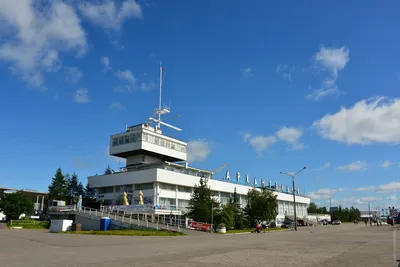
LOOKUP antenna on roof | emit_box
[148,61,182,132]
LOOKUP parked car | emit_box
[332,220,341,225]
[320,219,328,225]
[281,221,297,228]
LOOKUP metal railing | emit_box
[77,207,187,232]
[100,204,187,213]
[48,205,76,212]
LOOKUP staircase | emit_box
[76,207,209,235]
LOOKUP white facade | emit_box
[89,90,311,221]
[89,164,310,218]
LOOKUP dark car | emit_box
[281,221,296,228]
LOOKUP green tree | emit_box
[66,173,85,204]
[215,203,237,228]
[48,168,68,201]
[244,187,278,227]
[85,182,96,199]
[187,177,219,223]
[104,165,112,175]
[0,191,34,222]
[307,202,319,213]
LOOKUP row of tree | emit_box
[308,202,361,222]
[186,177,279,229]
[47,167,95,204]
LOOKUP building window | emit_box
[159,183,175,191]
[98,187,114,194]
[160,138,166,147]
[135,183,153,191]
[178,186,192,193]
[116,184,133,193]
[112,138,118,146]
[124,135,130,144]
[159,197,176,206]
[166,140,171,148]
[155,137,160,145]
[171,142,175,149]
[130,133,137,142]
[118,137,124,145]
[178,199,190,210]
[148,134,155,144]
[132,196,153,204]
[142,133,148,141]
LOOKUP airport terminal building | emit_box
[88,122,310,221]
[88,67,310,222]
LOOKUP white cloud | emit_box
[240,67,252,79]
[380,160,391,169]
[356,185,376,192]
[376,181,400,193]
[355,196,383,205]
[109,101,126,111]
[74,88,90,103]
[305,87,339,101]
[79,0,143,31]
[244,127,304,155]
[187,140,212,162]
[306,45,349,101]
[307,188,345,200]
[313,97,400,144]
[315,46,350,74]
[117,70,137,84]
[243,133,277,155]
[276,127,304,150]
[101,56,111,72]
[116,69,155,92]
[387,194,397,201]
[65,67,83,83]
[276,64,295,82]
[336,161,367,172]
[314,162,331,171]
[0,0,87,89]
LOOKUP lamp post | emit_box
[280,166,307,231]
[367,200,376,226]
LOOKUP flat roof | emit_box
[0,187,48,195]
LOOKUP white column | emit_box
[36,196,39,210]
[41,195,45,211]
[175,185,178,210]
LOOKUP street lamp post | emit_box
[367,200,376,226]
[280,166,307,231]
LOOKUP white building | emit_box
[88,66,310,222]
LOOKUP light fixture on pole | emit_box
[280,166,307,231]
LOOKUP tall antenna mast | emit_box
[157,61,163,130]
[148,61,182,132]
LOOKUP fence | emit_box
[79,207,188,231]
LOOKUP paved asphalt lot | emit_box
[0,224,399,267]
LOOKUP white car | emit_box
[332,220,341,225]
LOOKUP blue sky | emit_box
[0,0,399,211]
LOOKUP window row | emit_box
[111,132,187,153]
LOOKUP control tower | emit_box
[109,62,187,170]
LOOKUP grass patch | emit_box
[8,220,49,229]
[226,227,286,234]
[64,229,185,236]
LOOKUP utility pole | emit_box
[280,166,307,231]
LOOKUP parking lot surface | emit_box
[0,224,399,267]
